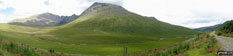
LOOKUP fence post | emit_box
[123,47,128,56]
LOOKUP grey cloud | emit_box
[182,11,233,25]
[191,11,220,19]
[78,0,125,5]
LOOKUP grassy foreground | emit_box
[0,23,195,56]
[133,32,221,56]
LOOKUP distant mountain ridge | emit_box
[194,20,233,32]
[194,24,223,32]
[8,13,79,27]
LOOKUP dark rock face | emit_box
[148,17,157,20]
[80,2,130,17]
[58,14,80,25]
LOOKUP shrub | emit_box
[49,48,55,53]
[217,32,222,36]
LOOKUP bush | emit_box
[49,48,55,53]
[0,40,40,56]
[217,32,222,36]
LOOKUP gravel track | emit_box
[210,32,233,51]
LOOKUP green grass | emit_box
[183,34,221,56]
[183,43,219,56]
[0,30,192,55]
[135,32,220,56]
[0,49,11,56]
[0,23,41,32]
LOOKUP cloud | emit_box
[123,0,233,28]
[0,0,125,23]
[0,0,233,28]
[85,0,124,5]
[0,1,7,10]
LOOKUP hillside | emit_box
[0,23,41,32]
[218,20,233,33]
[46,2,197,44]
[51,2,196,36]
[217,20,233,37]
[8,13,79,27]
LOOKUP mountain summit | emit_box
[80,2,130,16]
[50,2,196,40]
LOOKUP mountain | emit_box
[194,24,223,32]
[8,13,79,27]
[47,2,197,44]
[0,2,198,55]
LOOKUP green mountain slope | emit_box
[47,2,197,44]
[218,20,233,33]
[217,20,233,37]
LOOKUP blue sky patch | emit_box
[0,7,14,14]
[44,0,49,5]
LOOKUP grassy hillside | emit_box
[48,12,196,44]
[134,32,221,56]
[0,23,41,32]
[0,25,193,55]
[217,20,233,37]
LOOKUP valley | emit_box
[0,23,194,55]
[0,1,232,56]
[0,2,197,56]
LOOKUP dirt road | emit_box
[210,32,233,51]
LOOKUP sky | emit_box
[0,0,233,28]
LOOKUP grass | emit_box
[0,23,195,55]
[0,23,41,32]
[182,33,221,56]
[0,49,11,56]
[136,32,221,56]
[0,30,192,55]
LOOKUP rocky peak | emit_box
[80,2,129,16]
[9,13,79,27]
